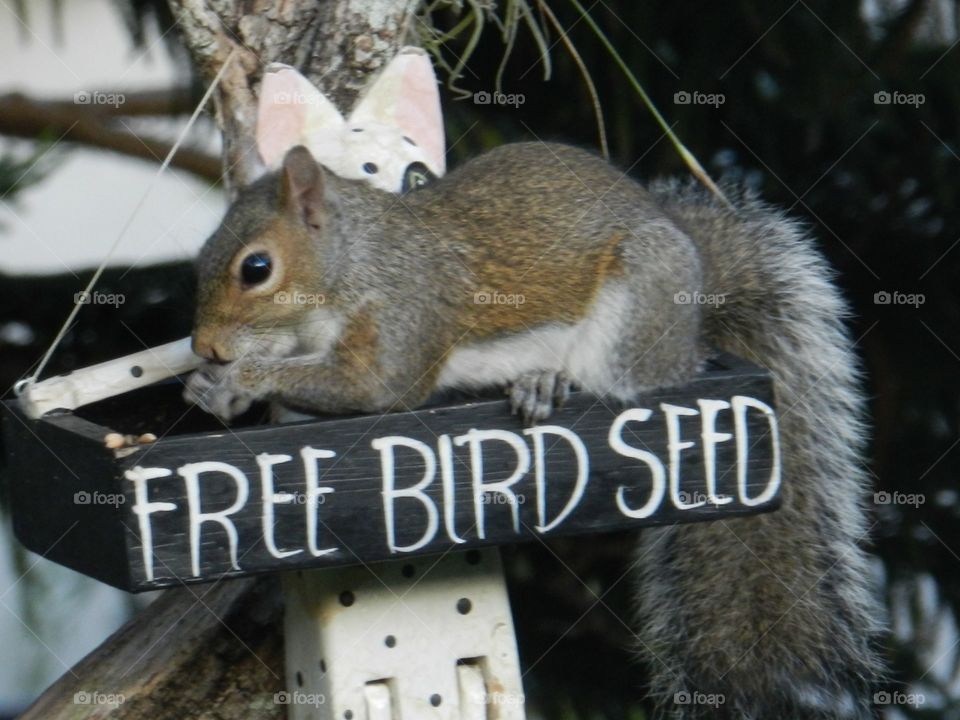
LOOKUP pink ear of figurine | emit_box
[350,47,446,176]
[256,63,344,169]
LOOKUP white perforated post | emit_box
[282,549,526,719]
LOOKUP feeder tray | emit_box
[2,352,781,593]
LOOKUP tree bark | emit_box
[168,0,420,191]
[19,578,286,719]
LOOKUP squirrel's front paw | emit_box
[509,370,574,425]
[183,362,254,421]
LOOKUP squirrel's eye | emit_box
[402,162,436,193]
[240,252,272,286]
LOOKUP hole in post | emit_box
[401,564,415,578]
[430,694,442,707]
[339,590,355,607]
[384,635,396,648]
[296,671,303,687]
[319,659,326,673]
[457,598,472,615]
[465,550,481,565]
[130,365,143,378]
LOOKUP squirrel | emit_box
[184,142,884,718]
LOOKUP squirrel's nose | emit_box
[192,332,230,363]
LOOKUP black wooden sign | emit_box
[2,353,781,592]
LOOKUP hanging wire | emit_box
[15,47,238,396]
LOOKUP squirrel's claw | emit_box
[183,362,253,422]
[509,370,573,425]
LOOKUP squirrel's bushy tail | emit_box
[639,181,885,719]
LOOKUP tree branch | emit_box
[0,91,222,181]
[18,578,285,719]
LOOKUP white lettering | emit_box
[609,409,666,519]
[662,403,705,509]
[697,399,734,505]
[373,436,439,553]
[178,462,250,577]
[525,425,589,532]
[454,429,530,539]
[257,453,302,559]
[126,465,176,582]
[731,396,781,506]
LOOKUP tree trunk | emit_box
[20,579,285,720]
[169,0,420,191]
[18,1,419,716]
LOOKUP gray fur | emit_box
[636,179,885,718]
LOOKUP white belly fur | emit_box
[436,284,630,396]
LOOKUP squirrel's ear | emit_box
[280,146,326,227]
[257,64,344,169]
[349,46,445,176]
